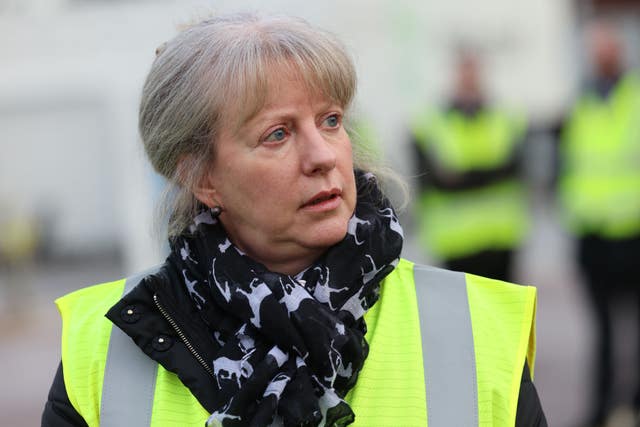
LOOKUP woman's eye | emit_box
[323,114,340,128]
[264,128,287,143]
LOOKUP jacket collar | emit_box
[105,260,219,412]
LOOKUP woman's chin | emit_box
[301,222,349,250]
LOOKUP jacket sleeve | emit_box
[41,362,88,427]
[515,362,547,427]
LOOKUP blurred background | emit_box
[1,0,639,426]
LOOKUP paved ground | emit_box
[1,204,637,427]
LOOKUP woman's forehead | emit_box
[227,65,339,129]
[264,70,336,107]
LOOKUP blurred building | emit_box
[0,0,578,273]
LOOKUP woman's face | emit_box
[199,70,356,275]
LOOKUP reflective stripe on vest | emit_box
[414,264,477,426]
[101,270,159,427]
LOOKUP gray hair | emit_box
[139,12,406,239]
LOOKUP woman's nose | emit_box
[299,125,337,175]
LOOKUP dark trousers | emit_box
[444,249,514,282]
[577,234,640,423]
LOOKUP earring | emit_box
[211,206,222,218]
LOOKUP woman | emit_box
[42,13,546,427]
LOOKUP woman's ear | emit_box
[193,172,221,209]
[178,155,222,209]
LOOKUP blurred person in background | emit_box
[411,49,529,282]
[0,199,40,318]
[554,20,640,427]
[42,13,545,426]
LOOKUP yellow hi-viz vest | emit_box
[56,258,537,426]
[559,72,640,238]
[412,108,529,259]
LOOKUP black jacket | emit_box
[42,259,547,426]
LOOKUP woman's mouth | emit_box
[302,190,342,210]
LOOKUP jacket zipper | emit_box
[152,293,215,378]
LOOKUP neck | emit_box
[234,241,325,276]
[261,259,316,276]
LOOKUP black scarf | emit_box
[170,171,404,426]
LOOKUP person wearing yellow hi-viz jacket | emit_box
[554,21,640,427]
[42,13,546,427]
[411,50,529,282]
